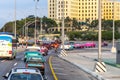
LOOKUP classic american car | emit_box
[24,46,45,75]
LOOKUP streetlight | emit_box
[62,0,65,50]
[98,0,102,62]
[14,0,16,39]
[34,0,39,45]
[94,0,106,73]
[111,0,116,53]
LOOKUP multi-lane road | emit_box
[0,47,99,80]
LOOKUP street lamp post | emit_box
[34,0,39,45]
[94,0,106,73]
[98,0,102,62]
[111,0,116,53]
[62,0,65,50]
[14,0,16,39]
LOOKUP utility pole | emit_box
[62,0,65,50]
[98,0,102,62]
[111,0,116,53]
[94,0,106,73]
[34,0,39,45]
[14,0,16,39]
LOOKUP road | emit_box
[50,55,98,80]
[0,47,98,80]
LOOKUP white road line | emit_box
[1,60,6,62]
[14,63,17,66]
[55,72,68,76]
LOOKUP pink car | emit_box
[74,43,85,48]
[85,42,96,48]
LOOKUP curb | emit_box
[58,56,106,80]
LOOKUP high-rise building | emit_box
[48,0,120,22]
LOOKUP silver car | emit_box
[3,67,45,80]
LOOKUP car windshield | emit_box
[10,73,42,80]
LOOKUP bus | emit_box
[0,34,17,59]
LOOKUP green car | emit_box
[24,51,43,62]
[24,51,45,75]
[26,56,45,75]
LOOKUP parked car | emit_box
[74,42,85,48]
[102,41,108,47]
[84,42,96,48]
[60,43,74,50]
[3,67,46,80]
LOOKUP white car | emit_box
[25,46,40,51]
[3,67,45,80]
[60,43,74,50]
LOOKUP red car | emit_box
[40,46,48,56]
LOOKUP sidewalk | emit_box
[58,49,120,80]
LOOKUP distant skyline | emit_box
[0,0,47,29]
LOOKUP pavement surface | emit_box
[58,49,120,80]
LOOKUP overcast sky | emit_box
[0,0,47,29]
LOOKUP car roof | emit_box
[11,67,40,74]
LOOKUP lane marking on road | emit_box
[49,56,58,80]
[1,60,6,62]
[14,62,17,66]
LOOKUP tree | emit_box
[72,18,78,30]
[90,20,98,29]
[85,18,90,27]
[64,16,72,27]
[115,20,120,31]
[103,20,113,30]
